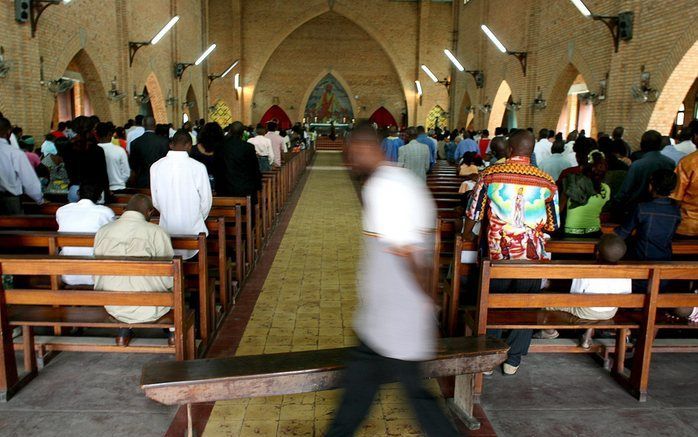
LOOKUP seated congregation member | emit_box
[0,116,44,214]
[215,121,263,204]
[380,126,404,162]
[56,183,115,285]
[96,122,130,192]
[19,136,40,168]
[41,137,70,194]
[562,150,610,236]
[486,135,509,166]
[129,116,169,188]
[477,129,491,157]
[458,151,484,177]
[398,127,431,182]
[598,135,629,201]
[191,122,225,189]
[539,139,572,181]
[615,169,681,261]
[672,126,698,237]
[464,130,560,374]
[614,130,675,213]
[247,125,274,172]
[93,195,174,346]
[151,130,212,260]
[533,128,555,164]
[546,234,631,349]
[445,130,458,163]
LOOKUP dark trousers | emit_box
[0,195,22,215]
[489,279,542,367]
[326,341,458,437]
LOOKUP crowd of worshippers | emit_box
[381,121,698,374]
[0,112,309,345]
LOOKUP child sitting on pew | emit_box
[546,234,631,348]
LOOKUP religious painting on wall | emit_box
[304,74,354,123]
[426,105,448,130]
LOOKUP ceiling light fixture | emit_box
[480,24,528,76]
[129,16,180,66]
[174,44,217,80]
[443,49,464,72]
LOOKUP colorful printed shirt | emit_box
[467,156,560,260]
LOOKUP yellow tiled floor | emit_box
[203,153,437,436]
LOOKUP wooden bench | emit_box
[0,255,195,401]
[467,260,698,401]
[141,336,508,432]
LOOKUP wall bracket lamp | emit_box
[465,70,484,88]
[129,16,179,66]
[208,60,239,88]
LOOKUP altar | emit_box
[308,122,351,136]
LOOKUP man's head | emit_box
[551,139,565,154]
[612,126,624,140]
[566,130,578,142]
[573,136,593,166]
[416,125,426,135]
[507,129,535,158]
[78,183,103,203]
[143,116,156,131]
[0,117,11,140]
[597,233,626,264]
[126,194,155,220]
[538,128,549,140]
[547,129,556,140]
[490,136,508,160]
[95,122,114,143]
[171,129,193,152]
[405,126,418,142]
[346,122,382,176]
[481,129,490,138]
[689,119,698,146]
[267,121,278,132]
[255,125,267,136]
[649,169,678,198]
[183,121,192,132]
[640,130,662,152]
[135,115,144,126]
[229,121,245,138]
[388,125,398,136]
[57,122,67,132]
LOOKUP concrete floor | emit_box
[0,352,175,437]
[481,353,698,437]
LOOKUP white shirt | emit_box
[570,277,631,312]
[126,126,145,153]
[9,133,19,149]
[355,165,437,361]
[534,139,552,164]
[675,140,697,155]
[281,134,290,153]
[189,131,198,146]
[56,200,115,285]
[248,135,275,164]
[98,142,131,191]
[0,138,43,203]
[169,128,177,139]
[150,150,212,259]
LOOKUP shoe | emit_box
[580,336,593,349]
[533,329,559,340]
[483,370,494,376]
[115,328,133,347]
[503,363,519,375]
[167,332,175,347]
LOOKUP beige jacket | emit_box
[94,211,174,324]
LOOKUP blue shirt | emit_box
[614,151,675,207]
[381,136,404,162]
[615,198,681,261]
[660,145,686,165]
[445,141,457,162]
[417,134,437,165]
[455,138,478,161]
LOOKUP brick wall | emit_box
[0,0,208,138]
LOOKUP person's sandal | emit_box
[534,329,559,340]
[580,335,593,349]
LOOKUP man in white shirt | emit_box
[327,123,458,437]
[96,122,130,192]
[56,183,115,285]
[248,125,275,171]
[533,128,555,164]
[150,130,212,260]
[0,116,44,214]
[126,115,146,152]
[675,121,697,155]
[265,122,284,167]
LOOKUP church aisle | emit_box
[202,152,441,436]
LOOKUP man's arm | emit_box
[614,207,639,239]
[16,151,43,204]
[197,166,213,219]
[671,160,689,203]
[118,149,131,182]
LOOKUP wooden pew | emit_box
[141,336,509,432]
[0,255,195,401]
[468,259,698,401]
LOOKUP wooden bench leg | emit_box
[448,373,480,430]
[22,326,37,376]
[613,328,629,377]
[187,322,196,360]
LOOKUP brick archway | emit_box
[145,72,168,124]
[456,91,473,129]
[52,49,111,124]
[647,40,698,135]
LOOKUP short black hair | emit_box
[78,183,103,203]
[0,117,11,137]
[172,129,193,146]
[417,126,426,134]
[640,130,662,152]
[650,169,677,196]
[95,122,113,139]
[266,121,278,132]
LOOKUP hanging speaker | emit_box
[618,11,634,41]
[15,0,31,23]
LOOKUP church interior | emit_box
[0,0,697,436]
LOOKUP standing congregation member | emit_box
[215,122,263,204]
[380,126,404,162]
[56,183,115,285]
[248,125,274,172]
[327,123,458,437]
[674,120,698,155]
[464,130,559,374]
[151,130,212,260]
[398,127,431,182]
[562,150,610,236]
[63,116,110,203]
[416,126,437,167]
[96,122,130,192]
[192,122,225,189]
[126,114,145,152]
[478,129,491,157]
[487,136,509,166]
[0,116,44,214]
[129,116,169,188]
[455,131,478,161]
[533,128,554,164]
[94,195,175,347]
[673,145,698,237]
[539,140,571,181]
[265,122,284,167]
